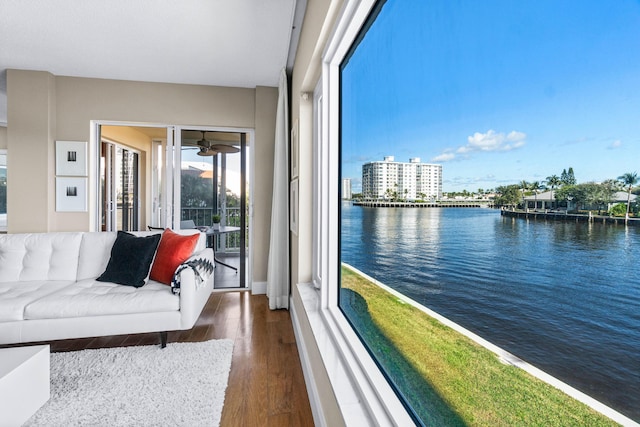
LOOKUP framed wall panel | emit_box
[56,141,88,176]
[56,177,88,212]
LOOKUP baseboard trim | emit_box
[251,281,266,295]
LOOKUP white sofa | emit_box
[0,230,213,347]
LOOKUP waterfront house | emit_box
[524,190,637,212]
[523,190,568,211]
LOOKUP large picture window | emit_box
[336,0,640,424]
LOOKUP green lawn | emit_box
[340,266,619,427]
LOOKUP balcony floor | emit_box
[214,253,246,289]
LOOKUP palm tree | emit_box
[545,175,562,209]
[530,181,543,210]
[520,180,529,209]
[618,172,639,219]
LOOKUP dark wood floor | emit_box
[6,292,315,427]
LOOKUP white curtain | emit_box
[267,69,290,310]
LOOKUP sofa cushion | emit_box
[0,281,75,321]
[130,230,205,252]
[0,233,82,282]
[150,229,200,285]
[24,279,180,320]
[97,231,161,287]
[76,232,118,281]
[76,230,204,281]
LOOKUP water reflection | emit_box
[344,206,444,294]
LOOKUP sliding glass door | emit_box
[100,140,140,232]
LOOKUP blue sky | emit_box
[341,0,640,193]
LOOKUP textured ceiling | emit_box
[0,0,300,125]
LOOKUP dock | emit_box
[500,209,639,226]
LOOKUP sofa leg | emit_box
[159,331,167,348]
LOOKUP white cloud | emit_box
[432,129,526,162]
[466,129,526,152]
[506,130,526,141]
[608,140,622,149]
[431,152,456,162]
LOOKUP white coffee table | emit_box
[0,345,50,427]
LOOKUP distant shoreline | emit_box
[352,200,494,208]
[349,201,640,226]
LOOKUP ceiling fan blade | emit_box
[210,144,240,153]
[183,130,240,154]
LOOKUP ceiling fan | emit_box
[187,131,241,156]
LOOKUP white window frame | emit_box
[314,0,416,424]
[0,149,6,232]
[312,79,325,289]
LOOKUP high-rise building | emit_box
[362,156,442,200]
[342,178,352,200]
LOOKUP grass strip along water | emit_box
[340,265,620,427]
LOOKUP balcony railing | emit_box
[181,207,246,252]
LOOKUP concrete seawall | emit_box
[501,209,639,226]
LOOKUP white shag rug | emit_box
[25,339,234,427]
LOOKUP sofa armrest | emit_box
[173,248,215,329]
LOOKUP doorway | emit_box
[97,123,170,232]
[94,122,251,289]
[179,129,250,289]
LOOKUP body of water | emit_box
[340,204,640,421]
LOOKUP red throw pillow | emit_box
[150,229,199,285]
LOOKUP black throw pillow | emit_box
[97,231,162,287]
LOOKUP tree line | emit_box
[493,168,639,217]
